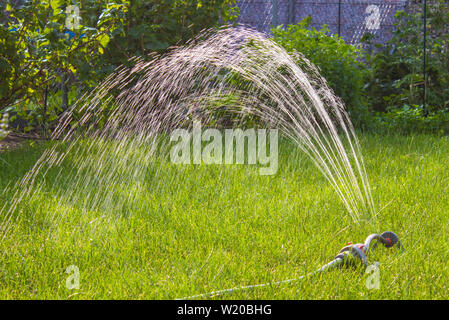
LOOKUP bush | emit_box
[0,1,239,135]
[272,17,368,125]
[0,0,128,134]
[360,1,449,135]
[371,104,449,135]
[363,2,449,114]
[100,0,239,68]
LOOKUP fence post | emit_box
[423,0,428,116]
[272,0,278,27]
[288,0,295,24]
[338,0,342,36]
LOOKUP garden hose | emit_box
[178,231,403,300]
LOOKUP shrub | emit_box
[0,1,239,135]
[0,0,128,134]
[272,17,368,125]
[363,2,449,114]
[100,0,239,68]
[372,104,449,135]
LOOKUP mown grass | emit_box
[0,134,448,299]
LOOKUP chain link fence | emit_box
[235,0,410,45]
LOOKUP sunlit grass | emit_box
[0,134,448,299]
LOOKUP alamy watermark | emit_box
[170,123,278,175]
[365,5,381,30]
[65,265,80,290]
[65,5,81,30]
[365,262,380,290]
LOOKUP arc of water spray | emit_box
[1,27,376,252]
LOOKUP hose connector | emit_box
[335,244,367,268]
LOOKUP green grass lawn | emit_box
[0,134,448,299]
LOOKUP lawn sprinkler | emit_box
[317,231,404,272]
[178,231,403,300]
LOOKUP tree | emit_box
[0,0,127,130]
[0,0,239,132]
[101,0,239,68]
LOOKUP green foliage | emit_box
[363,2,449,114]
[372,104,449,135]
[0,1,238,134]
[101,0,239,68]
[272,17,368,123]
[0,0,128,132]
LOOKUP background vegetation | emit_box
[272,17,369,127]
[0,0,237,135]
[362,0,449,134]
[0,0,448,134]
[272,1,449,134]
